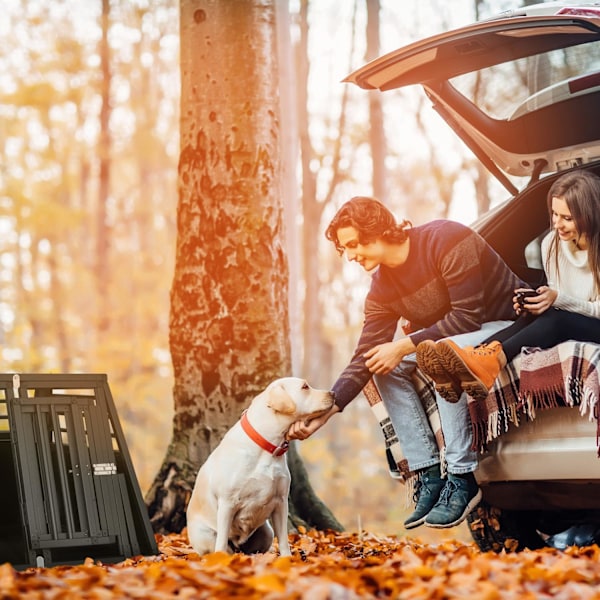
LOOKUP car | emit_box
[344,1,600,552]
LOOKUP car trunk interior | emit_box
[425,79,600,167]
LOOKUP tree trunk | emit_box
[96,0,111,336]
[146,0,340,536]
[288,442,343,531]
[297,0,352,387]
[296,0,322,385]
[365,0,387,202]
[276,0,302,375]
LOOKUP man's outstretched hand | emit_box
[287,404,340,440]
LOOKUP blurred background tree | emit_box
[0,0,518,541]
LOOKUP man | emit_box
[288,196,526,528]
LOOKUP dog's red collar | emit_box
[240,411,289,456]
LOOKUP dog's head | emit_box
[262,377,334,421]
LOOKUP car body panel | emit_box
[477,407,598,483]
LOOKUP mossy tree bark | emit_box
[146,0,341,536]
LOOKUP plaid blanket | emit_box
[368,340,600,481]
[519,341,600,455]
[468,354,523,451]
[469,341,600,453]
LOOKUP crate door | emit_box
[10,395,131,559]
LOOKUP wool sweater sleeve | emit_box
[331,295,400,411]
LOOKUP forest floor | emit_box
[2,529,600,599]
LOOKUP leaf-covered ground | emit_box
[2,529,600,599]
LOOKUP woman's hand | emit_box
[514,286,558,315]
[364,338,416,375]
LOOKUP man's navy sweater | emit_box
[332,219,526,411]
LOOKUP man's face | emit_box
[336,226,384,272]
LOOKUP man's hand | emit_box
[287,404,340,441]
[364,337,416,375]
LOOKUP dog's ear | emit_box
[266,385,296,415]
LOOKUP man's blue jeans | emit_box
[373,320,512,475]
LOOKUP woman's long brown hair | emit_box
[545,170,600,295]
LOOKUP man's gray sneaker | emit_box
[424,472,482,529]
[404,465,445,530]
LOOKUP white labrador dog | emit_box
[186,377,334,556]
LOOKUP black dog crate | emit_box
[0,373,157,569]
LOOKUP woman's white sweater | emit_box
[542,231,600,318]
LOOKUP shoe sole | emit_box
[436,342,490,401]
[424,488,483,529]
[416,340,462,403]
[404,515,427,530]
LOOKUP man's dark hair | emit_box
[325,196,412,255]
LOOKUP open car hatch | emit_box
[344,6,600,192]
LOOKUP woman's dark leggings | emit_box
[482,309,600,362]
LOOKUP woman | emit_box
[287,196,526,529]
[417,169,600,402]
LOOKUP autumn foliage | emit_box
[2,529,600,599]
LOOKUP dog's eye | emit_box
[301,382,309,390]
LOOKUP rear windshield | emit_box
[450,39,600,120]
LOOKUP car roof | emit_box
[344,3,600,192]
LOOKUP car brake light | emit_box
[556,7,600,17]
[569,71,600,94]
